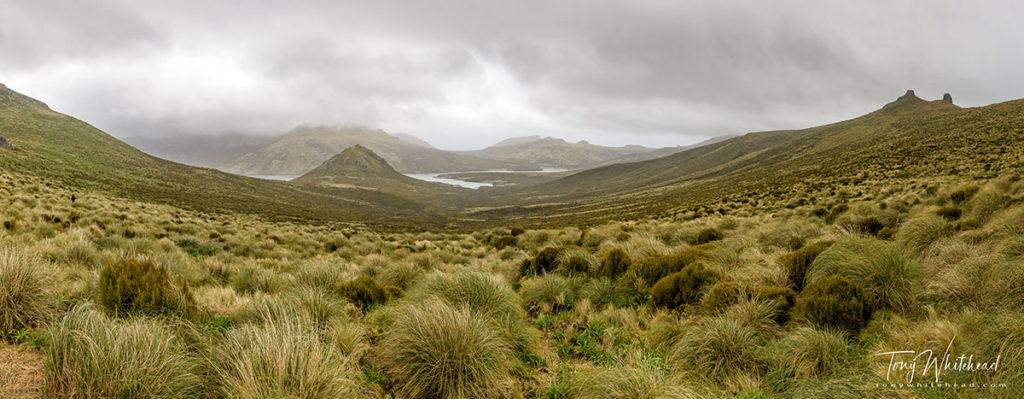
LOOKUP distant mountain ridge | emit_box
[223,125,533,175]
[459,136,656,169]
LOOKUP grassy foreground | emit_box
[2,167,1024,398]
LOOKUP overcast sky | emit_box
[2,1,1023,150]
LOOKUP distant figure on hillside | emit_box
[71,194,76,203]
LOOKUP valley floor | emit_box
[2,168,1024,398]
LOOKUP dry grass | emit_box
[0,344,44,399]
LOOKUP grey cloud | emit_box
[1,0,1023,150]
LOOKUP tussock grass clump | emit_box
[0,249,52,336]
[565,365,699,399]
[806,237,920,312]
[796,276,873,333]
[99,256,198,317]
[597,248,631,278]
[379,300,513,399]
[230,264,285,294]
[44,305,202,398]
[772,326,851,377]
[651,262,718,309]
[520,273,575,314]
[965,187,1008,224]
[669,317,763,379]
[211,318,360,398]
[407,271,522,320]
[895,213,951,256]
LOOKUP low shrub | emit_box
[692,227,724,245]
[521,247,562,276]
[651,262,718,308]
[778,240,834,292]
[629,244,712,286]
[701,280,743,313]
[950,185,979,204]
[751,285,797,323]
[380,301,513,399]
[98,256,196,317]
[796,276,873,333]
[334,275,398,309]
[556,248,598,277]
[597,248,631,278]
[936,206,962,220]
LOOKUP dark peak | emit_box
[943,93,953,104]
[316,144,394,174]
[880,89,959,113]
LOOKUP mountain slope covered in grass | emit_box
[460,136,655,170]
[473,91,1024,225]
[293,145,466,200]
[0,84,448,228]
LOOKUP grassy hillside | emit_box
[472,91,1024,226]
[0,84,449,228]
[460,136,656,170]
[224,125,534,175]
[293,145,467,201]
[2,166,1023,397]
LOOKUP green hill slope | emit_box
[0,84,448,228]
[460,136,655,170]
[471,90,1023,224]
[293,145,466,200]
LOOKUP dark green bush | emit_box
[751,285,797,323]
[796,276,873,333]
[779,240,834,292]
[492,235,518,250]
[936,206,962,221]
[701,281,743,313]
[692,228,724,245]
[839,216,884,236]
[597,248,631,278]
[509,227,525,236]
[99,257,194,317]
[521,247,562,277]
[629,245,713,286]
[950,186,979,204]
[651,263,718,308]
[335,275,398,309]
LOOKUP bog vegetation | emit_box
[2,167,1024,398]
